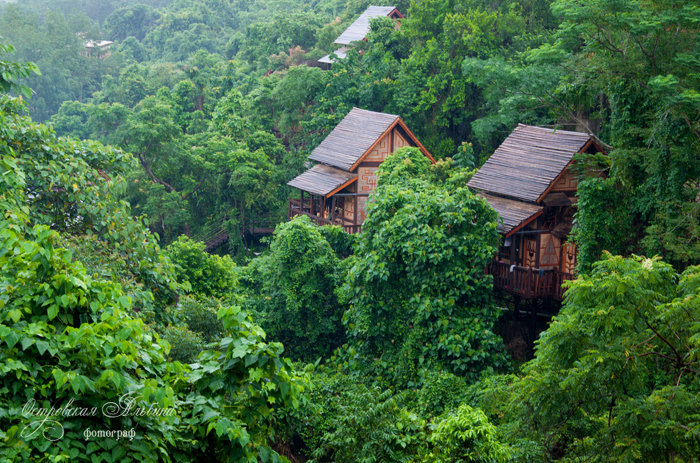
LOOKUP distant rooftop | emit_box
[84,40,114,49]
[334,6,402,45]
[318,46,350,65]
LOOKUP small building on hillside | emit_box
[467,124,608,300]
[83,40,114,58]
[287,107,434,233]
[318,6,403,67]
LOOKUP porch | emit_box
[487,261,575,300]
[288,197,362,234]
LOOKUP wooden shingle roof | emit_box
[287,164,357,197]
[479,193,542,235]
[468,124,599,203]
[335,6,400,45]
[308,108,400,171]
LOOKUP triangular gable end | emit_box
[349,118,435,172]
[535,136,608,204]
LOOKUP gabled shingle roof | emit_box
[287,164,357,197]
[308,108,400,171]
[478,193,542,235]
[335,6,399,45]
[467,124,600,203]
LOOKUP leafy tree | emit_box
[395,0,533,157]
[240,215,346,361]
[341,148,508,386]
[0,43,39,97]
[165,236,237,299]
[0,66,303,459]
[0,5,109,120]
[550,0,699,268]
[293,369,425,463]
[423,404,510,463]
[104,4,160,42]
[492,254,700,461]
[573,162,636,272]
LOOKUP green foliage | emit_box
[177,295,224,344]
[490,254,700,461]
[573,164,636,272]
[165,236,237,299]
[240,215,345,361]
[188,304,306,461]
[342,148,508,386]
[0,92,304,462]
[0,43,39,97]
[295,369,425,463]
[104,4,160,42]
[0,6,109,120]
[160,324,205,363]
[317,224,356,259]
[159,295,226,364]
[291,367,508,463]
[2,0,698,457]
[1,94,178,323]
[551,0,700,268]
[424,404,510,463]
[414,371,469,419]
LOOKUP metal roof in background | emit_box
[334,6,398,45]
[318,46,350,64]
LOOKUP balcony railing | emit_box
[288,198,361,234]
[487,261,575,300]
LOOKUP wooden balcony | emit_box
[288,198,361,234]
[487,261,575,300]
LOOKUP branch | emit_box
[642,317,684,369]
[182,177,207,201]
[136,152,177,194]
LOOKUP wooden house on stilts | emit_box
[468,124,608,301]
[287,107,434,233]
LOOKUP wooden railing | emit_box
[487,261,575,300]
[288,198,361,234]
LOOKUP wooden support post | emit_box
[310,194,315,216]
[510,235,517,290]
[529,301,537,355]
[300,190,304,213]
[353,190,358,230]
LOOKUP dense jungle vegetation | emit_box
[0,0,698,461]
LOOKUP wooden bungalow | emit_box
[467,124,608,300]
[287,107,434,233]
[318,6,403,67]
